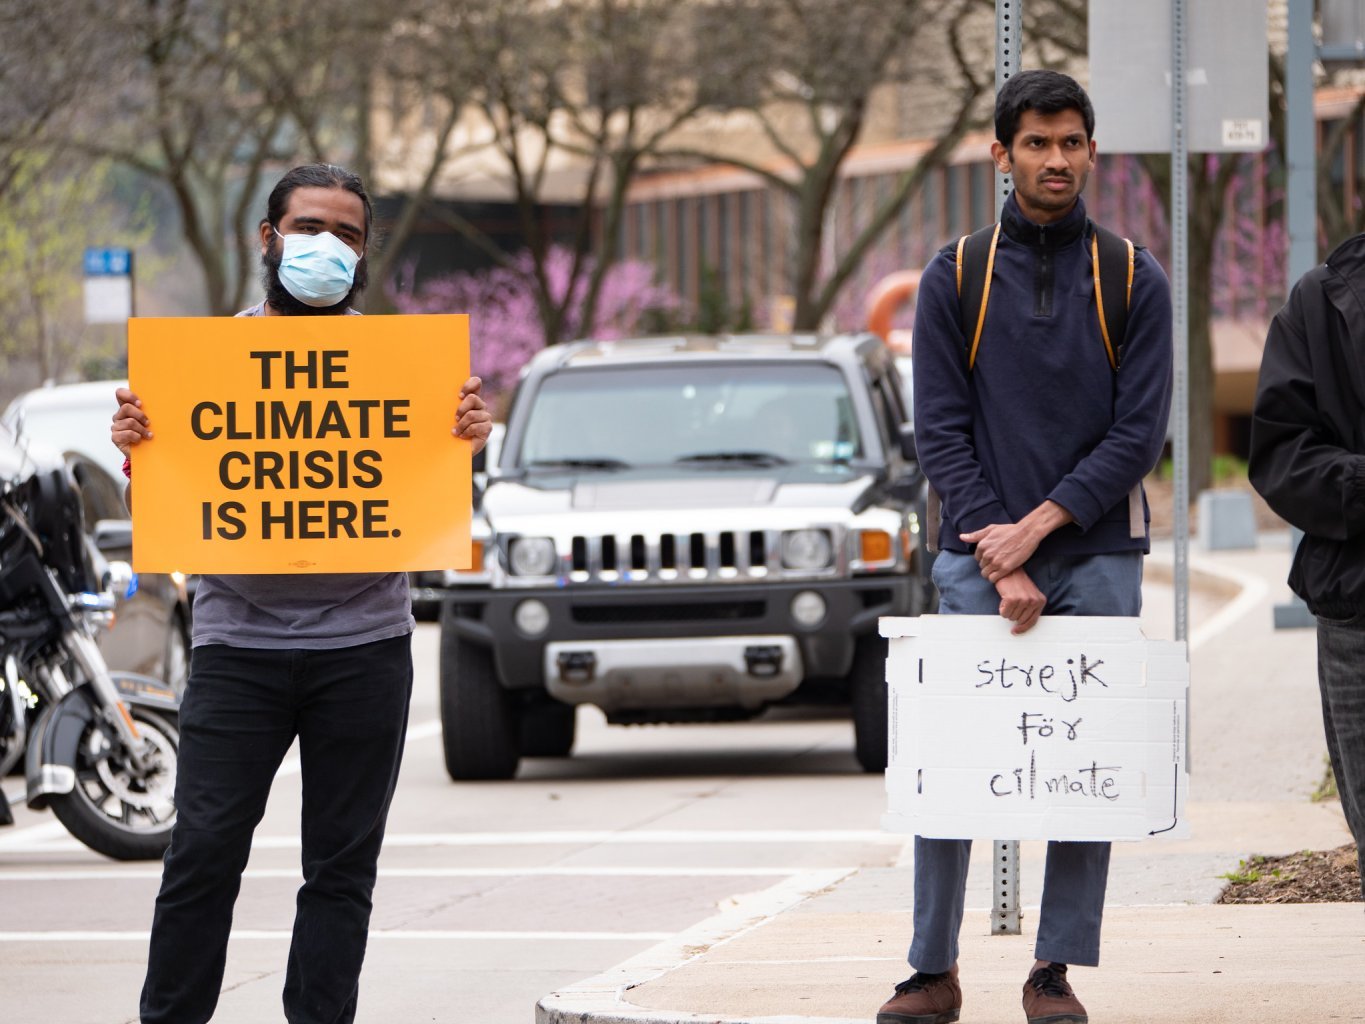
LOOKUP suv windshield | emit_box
[517,363,863,469]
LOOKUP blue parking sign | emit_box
[84,247,133,277]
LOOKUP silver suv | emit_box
[436,334,934,779]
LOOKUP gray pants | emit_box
[907,549,1143,973]
[1315,614,1365,899]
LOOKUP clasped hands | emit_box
[961,521,1045,635]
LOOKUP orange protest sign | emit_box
[127,314,471,574]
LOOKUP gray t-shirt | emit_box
[189,302,414,650]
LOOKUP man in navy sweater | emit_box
[877,71,1172,1024]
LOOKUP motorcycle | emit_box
[0,436,179,860]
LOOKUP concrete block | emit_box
[1196,489,1257,550]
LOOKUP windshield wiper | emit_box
[674,450,790,466]
[524,457,631,471]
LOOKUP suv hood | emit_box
[484,465,877,518]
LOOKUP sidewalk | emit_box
[537,534,1362,1024]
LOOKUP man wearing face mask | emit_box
[110,164,493,1024]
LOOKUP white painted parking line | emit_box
[0,821,67,850]
[256,829,901,849]
[0,865,850,882]
[0,929,673,943]
[0,827,901,855]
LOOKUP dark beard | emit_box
[260,236,367,315]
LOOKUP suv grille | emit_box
[571,600,765,624]
[568,530,775,583]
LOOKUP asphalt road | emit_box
[0,622,902,1024]
[0,559,1252,1024]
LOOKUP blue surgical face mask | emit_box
[274,228,361,307]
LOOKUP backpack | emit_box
[923,219,1145,553]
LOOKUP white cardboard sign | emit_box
[881,615,1189,842]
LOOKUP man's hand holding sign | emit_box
[117,315,486,573]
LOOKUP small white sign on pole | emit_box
[83,246,134,324]
[83,276,133,324]
[881,615,1189,842]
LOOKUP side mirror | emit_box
[898,423,917,463]
[92,518,133,553]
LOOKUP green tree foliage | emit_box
[0,156,151,386]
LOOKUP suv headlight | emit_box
[508,536,557,576]
[781,529,833,570]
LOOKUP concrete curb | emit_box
[535,869,858,1024]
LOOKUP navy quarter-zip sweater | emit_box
[911,194,1173,558]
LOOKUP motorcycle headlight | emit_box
[781,529,834,571]
[508,537,557,576]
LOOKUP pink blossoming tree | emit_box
[390,246,682,407]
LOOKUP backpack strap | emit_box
[955,222,1002,370]
[930,222,1000,554]
[1089,221,1135,370]
[1088,221,1144,539]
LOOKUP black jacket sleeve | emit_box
[1248,278,1365,541]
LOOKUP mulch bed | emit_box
[1216,844,1362,904]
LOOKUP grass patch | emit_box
[1312,754,1339,803]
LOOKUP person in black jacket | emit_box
[1248,235,1365,903]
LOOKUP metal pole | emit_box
[992,0,1022,938]
[1275,0,1319,630]
[1171,0,1190,646]
[1287,0,1319,284]
[994,0,1018,214]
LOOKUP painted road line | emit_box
[0,865,854,882]
[255,829,901,849]
[0,820,68,851]
[0,827,900,855]
[0,929,674,943]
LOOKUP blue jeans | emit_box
[140,636,413,1024]
[1315,613,1365,898]
[908,549,1143,972]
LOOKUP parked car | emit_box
[2,386,191,694]
[3,380,129,483]
[431,333,936,780]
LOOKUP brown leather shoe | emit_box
[876,968,961,1024]
[1022,963,1088,1024]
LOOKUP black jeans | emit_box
[1316,613,1365,899]
[140,635,413,1024]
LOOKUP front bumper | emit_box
[440,575,916,692]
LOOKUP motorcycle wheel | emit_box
[48,706,178,861]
